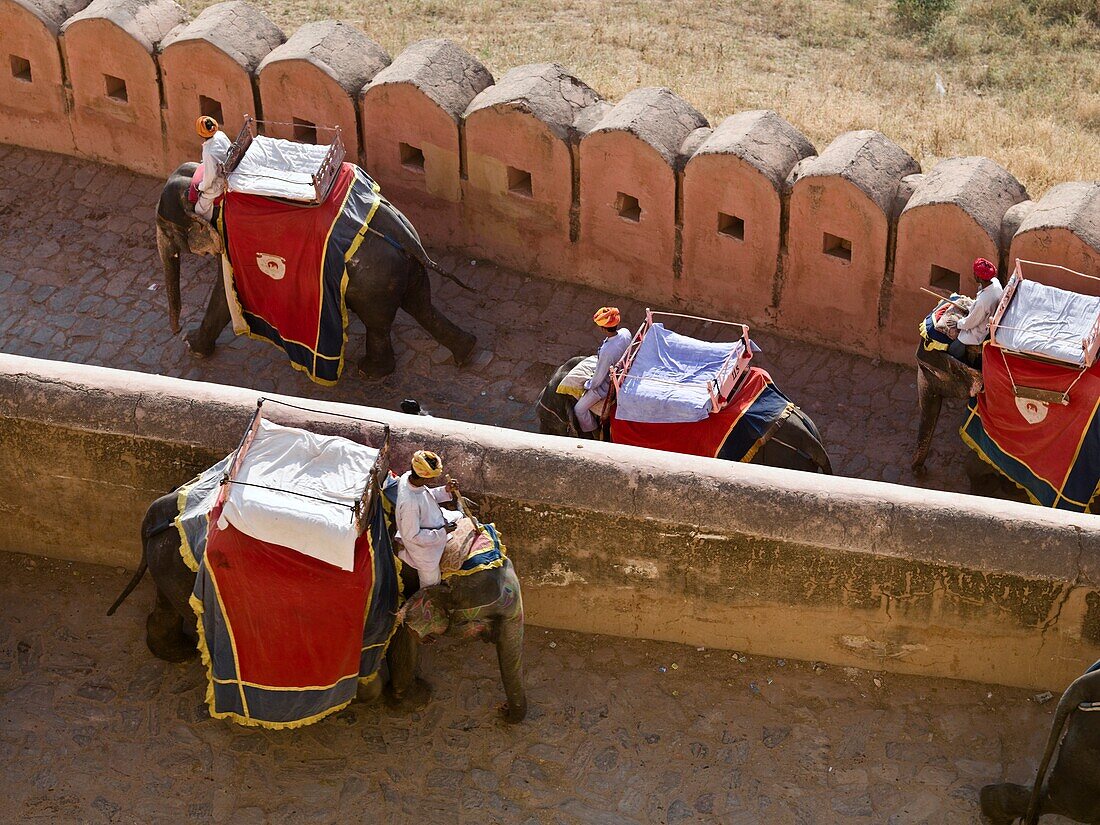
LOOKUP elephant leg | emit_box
[979,782,1049,824]
[185,260,230,358]
[402,268,477,366]
[145,588,196,663]
[911,368,942,473]
[356,675,384,704]
[494,615,527,723]
[358,325,397,380]
[384,624,431,710]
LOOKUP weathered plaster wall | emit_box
[1,0,1098,363]
[2,353,1098,691]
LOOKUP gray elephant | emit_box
[537,356,833,474]
[911,343,984,473]
[108,489,527,723]
[156,162,476,379]
[980,664,1100,823]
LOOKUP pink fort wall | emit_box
[361,82,464,244]
[2,5,1099,366]
[578,131,678,302]
[0,0,90,155]
[158,3,284,172]
[61,0,186,176]
[463,107,576,277]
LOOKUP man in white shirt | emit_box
[394,450,460,590]
[949,257,1003,364]
[194,116,231,222]
[574,306,633,435]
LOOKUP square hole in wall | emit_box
[399,142,425,172]
[822,232,852,262]
[292,117,317,144]
[929,264,961,294]
[616,192,641,222]
[10,55,31,83]
[507,166,533,198]
[104,74,127,103]
[199,95,223,125]
[717,211,745,241]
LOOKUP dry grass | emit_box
[183,0,1100,195]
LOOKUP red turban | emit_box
[973,258,997,281]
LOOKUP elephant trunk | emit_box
[912,366,942,472]
[495,592,527,723]
[156,223,183,334]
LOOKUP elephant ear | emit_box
[449,571,506,611]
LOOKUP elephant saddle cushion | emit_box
[218,163,382,385]
[611,366,796,462]
[174,457,401,728]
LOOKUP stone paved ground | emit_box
[1,552,1074,824]
[0,144,971,494]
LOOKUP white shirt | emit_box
[585,327,632,396]
[394,471,459,587]
[956,278,1004,345]
[198,131,231,198]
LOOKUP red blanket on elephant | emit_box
[189,496,398,728]
[219,163,381,385]
[961,346,1100,512]
[610,367,794,461]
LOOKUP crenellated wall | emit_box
[2,0,1098,363]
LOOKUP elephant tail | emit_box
[364,198,476,292]
[106,556,147,616]
[106,515,174,616]
[1024,670,1099,824]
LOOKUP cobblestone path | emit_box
[0,144,971,494]
[1,553,1069,824]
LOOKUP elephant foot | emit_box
[146,612,198,663]
[979,783,1030,825]
[358,355,395,381]
[356,676,384,704]
[497,699,527,724]
[184,332,216,359]
[385,676,432,712]
[450,333,477,368]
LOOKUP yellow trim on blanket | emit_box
[174,474,202,574]
[741,402,794,464]
[190,573,359,730]
[710,381,769,460]
[959,404,1097,512]
[556,385,585,400]
[441,525,508,580]
[216,175,381,388]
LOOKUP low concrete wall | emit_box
[2,353,1099,690]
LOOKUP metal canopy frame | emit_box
[216,397,391,537]
[219,115,346,206]
[609,309,754,415]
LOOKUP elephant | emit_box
[536,356,833,474]
[911,343,984,473]
[108,489,527,723]
[156,162,477,379]
[980,663,1100,823]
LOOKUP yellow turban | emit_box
[411,450,442,479]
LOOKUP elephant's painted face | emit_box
[400,587,451,641]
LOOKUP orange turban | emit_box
[593,306,621,328]
[195,116,219,139]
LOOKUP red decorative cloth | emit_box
[962,347,1100,511]
[611,367,787,460]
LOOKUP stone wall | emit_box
[2,353,1099,691]
[2,0,1098,361]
